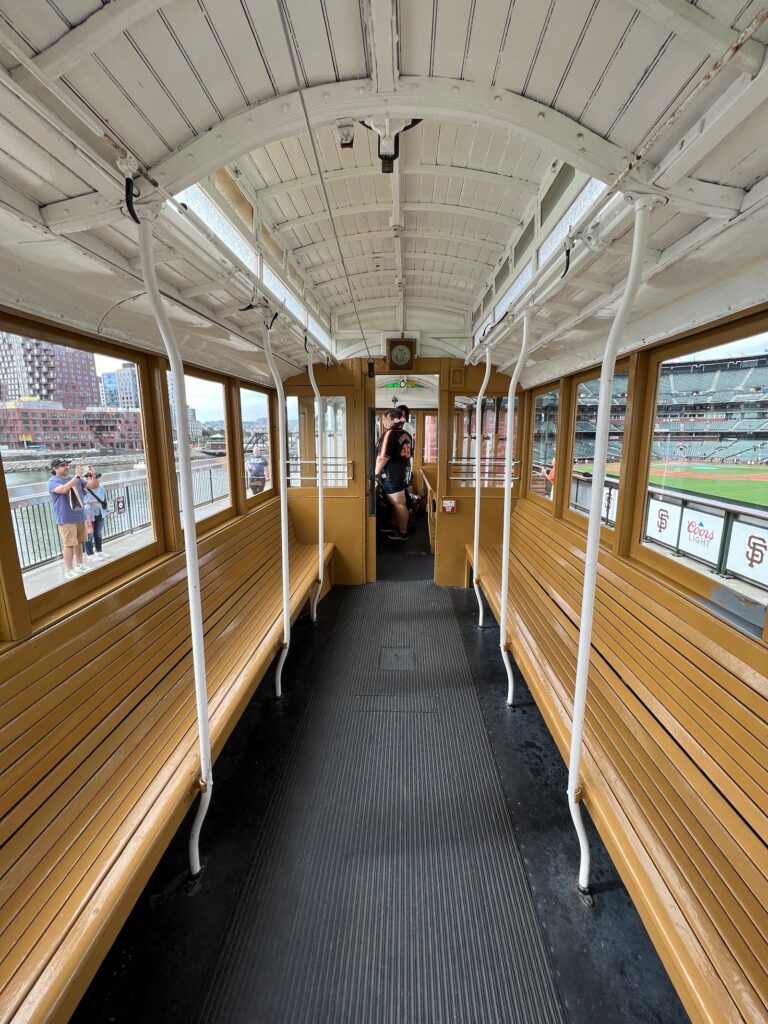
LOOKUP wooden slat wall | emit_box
[469,497,768,1024]
[0,498,332,1024]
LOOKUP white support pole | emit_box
[472,349,493,626]
[264,323,291,698]
[307,350,325,622]
[566,196,655,902]
[499,314,531,707]
[138,217,212,879]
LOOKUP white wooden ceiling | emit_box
[0,0,766,381]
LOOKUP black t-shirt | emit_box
[381,426,413,487]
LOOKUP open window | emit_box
[240,386,273,504]
[528,385,560,503]
[449,395,517,488]
[568,368,630,527]
[0,331,157,604]
[637,332,768,637]
[166,370,231,525]
[286,395,349,487]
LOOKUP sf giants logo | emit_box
[745,534,767,568]
[657,508,669,532]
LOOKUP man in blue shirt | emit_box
[47,458,92,580]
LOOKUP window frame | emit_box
[562,361,631,538]
[628,321,768,642]
[283,385,354,492]
[447,392,519,492]
[163,363,237,535]
[525,380,564,510]
[237,381,277,512]
[0,321,167,624]
[421,410,439,465]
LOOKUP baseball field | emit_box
[574,461,768,505]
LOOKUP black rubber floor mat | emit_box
[196,582,566,1024]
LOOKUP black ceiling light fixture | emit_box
[359,117,422,173]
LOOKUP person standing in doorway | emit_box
[47,458,92,580]
[376,412,413,540]
[83,467,110,561]
[395,404,414,485]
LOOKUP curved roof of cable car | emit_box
[0,1,767,384]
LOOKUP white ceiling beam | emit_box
[294,229,506,258]
[278,203,389,230]
[277,201,520,233]
[367,0,398,93]
[11,0,169,82]
[334,295,471,316]
[621,0,765,76]
[149,78,632,198]
[392,160,404,325]
[255,163,539,200]
[146,77,741,218]
[128,243,176,270]
[309,251,492,276]
[653,65,768,188]
[41,193,123,233]
[316,269,481,290]
[568,274,612,292]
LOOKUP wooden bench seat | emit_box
[466,501,768,1024]
[0,500,333,1024]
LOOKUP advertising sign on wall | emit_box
[726,520,768,588]
[677,508,725,566]
[645,497,682,548]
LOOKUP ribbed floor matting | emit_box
[197,582,566,1024]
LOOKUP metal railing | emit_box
[286,457,353,486]
[448,456,515,485]
[10,465,230,572]
[570,473,620,525]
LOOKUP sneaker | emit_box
[96,551,110,560]
[388,531,409,542]
[75,563,92,573]
[64,569,78,580]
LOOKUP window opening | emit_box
[538,178,607,267]
[450,395,517,487]
[422,413,438,463]
[531,387,560,501]
[166,371,230,522]
[241,387,272,500]
[0,332,154,599]
[569,371,629,526]
[643,333,768,635]
[286,395,348,487]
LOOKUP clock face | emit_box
[391,343,411,366]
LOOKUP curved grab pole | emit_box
[307,350,324,622]
[567,196,655,903]
[500,314,531,707]
[264,324,291,698]
[472,350,493,626]
[138,218,212,878]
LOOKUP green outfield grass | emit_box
[572,461,768,505]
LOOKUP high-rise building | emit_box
[0,333,56,402]
[0,333,99,407]
[101,363,139,408]
[52,344,99,407]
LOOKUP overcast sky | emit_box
[671,332,768,362]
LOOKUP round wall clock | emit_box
[391,343,411,366]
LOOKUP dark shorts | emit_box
[381,477,405,496]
